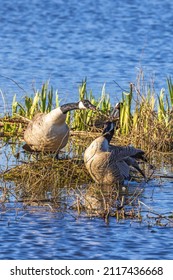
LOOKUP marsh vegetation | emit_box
[0,74,173,225]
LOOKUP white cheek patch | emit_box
[78,101,87,109]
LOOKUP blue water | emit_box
[0,177,173,260]
[0,143,173,260]
[0,213,172,260]
[0,0,173,260]
[0,0,173,112]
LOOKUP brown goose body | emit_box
[24,108,68,152]
[84,122,146,185]
[24,100,96,153]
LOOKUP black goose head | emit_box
[102,121,115,143]
[60,100,96,114]
[78,100,97,110]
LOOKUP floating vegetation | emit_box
[1,157,173,226]
[2,158,89,196]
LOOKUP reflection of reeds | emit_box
[0,158,144,222]
[0,144,173,224]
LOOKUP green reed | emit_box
[119,83,133,134]
[12,81,59,119]
[115,77,173,152]
[67,79,111,130]
[1,76,172,151]
[167,77,173,107]
[11,79,111,131]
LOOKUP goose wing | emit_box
[123,157,146,179]
[25,113,45,132]
[86,152,126,184]
[24,113,45,142]
[109,147,146,179]
[109,145,146,161]
[104,152,131,182]
[114,160,130,180]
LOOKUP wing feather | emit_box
[109,145,145,160]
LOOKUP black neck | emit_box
[103,129,114,143]
[60,102,79,114]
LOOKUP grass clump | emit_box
[115,76,173,153]
[2,158,91,202]
[0,73,172,152]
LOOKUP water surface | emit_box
[0,0,173,112]
[0,145,173,260]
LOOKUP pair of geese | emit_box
[24,99,146,185]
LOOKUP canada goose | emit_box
[24,100,96,153]
[84,121,146,185]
